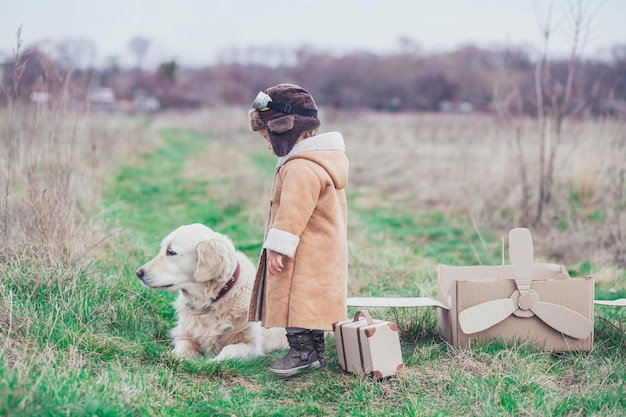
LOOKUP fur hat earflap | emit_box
[249,109,264,132]
[267,114,295,133]
[254,83,321,156]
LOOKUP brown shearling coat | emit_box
[248,132,349,330]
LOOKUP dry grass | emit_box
[2,103,623,273]
[326,111,625,267]
[147,107,626,279]
[0,101,159,272]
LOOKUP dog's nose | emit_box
[136,268,145,279]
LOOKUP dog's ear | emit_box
[194,236,235,283]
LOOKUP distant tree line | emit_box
[1,41,625,117]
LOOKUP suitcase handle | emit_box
[353,309,374,324]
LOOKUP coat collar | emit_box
[276,132,344,168]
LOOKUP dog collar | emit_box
[212,262,241,303]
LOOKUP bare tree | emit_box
[1,28,25,260]
[533,0,604,224]
[54,37,98,104]
[56,37,97,71]
[129,37,151,71]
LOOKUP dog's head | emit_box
[136,223,239,291]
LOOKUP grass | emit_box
[1,108,626,416]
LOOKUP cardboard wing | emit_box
[346,297,448,309]
[595,298,626,306]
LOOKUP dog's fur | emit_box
[136,223,287,361]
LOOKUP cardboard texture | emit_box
[333,310,404,379]
[348,228,597,352]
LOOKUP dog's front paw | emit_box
[172,339,200,358]
[211,343,261,362]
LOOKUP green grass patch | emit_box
[353,206,500,265]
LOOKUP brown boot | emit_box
[269,330,321,377]
[311,330,327,367]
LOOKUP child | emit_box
[247,83,349,377]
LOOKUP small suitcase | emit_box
[333,310,404,379]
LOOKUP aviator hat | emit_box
[249,83,321,156]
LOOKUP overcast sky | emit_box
[1,0,624,68]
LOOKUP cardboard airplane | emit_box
[346,227,616,351]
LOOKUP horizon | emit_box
[2,0,625,69]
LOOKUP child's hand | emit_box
[267,250,286,276]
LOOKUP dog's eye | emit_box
[166,248,177,256]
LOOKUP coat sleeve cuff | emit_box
[264,228,300,258]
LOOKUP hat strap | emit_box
[267,101,318,117]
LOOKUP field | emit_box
[1,104,625,416]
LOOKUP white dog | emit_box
[136,223,287,361]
